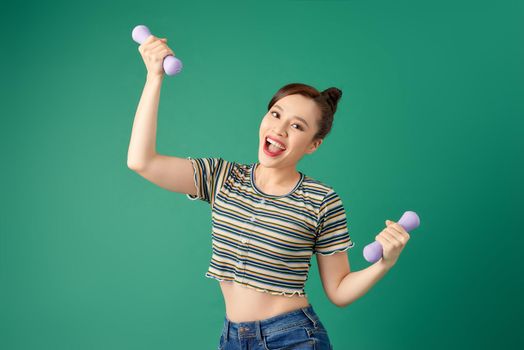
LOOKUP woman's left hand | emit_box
[375,219,411,269]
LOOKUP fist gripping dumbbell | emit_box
[363,211,420,263]
[132,24,183,76]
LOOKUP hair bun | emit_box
[322,87,342,113]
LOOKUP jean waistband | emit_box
[222,304,320,341]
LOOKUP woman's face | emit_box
[258,94,323,167]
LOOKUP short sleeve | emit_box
[313,188,355,255]
[186,157,231,205]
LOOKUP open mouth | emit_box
[264,137,286,156]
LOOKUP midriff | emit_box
[219,280,310,322]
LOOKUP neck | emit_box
[255,162,300,189]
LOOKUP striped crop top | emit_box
[185,157,355,298]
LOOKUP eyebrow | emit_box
[273,104,310,128]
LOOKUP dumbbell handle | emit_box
[363,211,420,263]
[131,24,183,76]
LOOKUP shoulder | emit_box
[225,159,249,179]
[187,157,239,182]
[300,174,336,201]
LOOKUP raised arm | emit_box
[127,74,163,170]
[127,36,197,197]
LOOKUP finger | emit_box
[151,40,170,50]
[144,35,157,44]
[151,44,167,53]
[387,224,410,243]
[148,40,166,51]
[390,224,411,243]
[386,222,404,235]
[381,230,393,244]
[386,226,403,239]
[160,48,173,58]
[149,47,172,59]
[390,225,411,242]
[141,42,159,54]
[153,48,174,59]
[376,236,392,258]
[376,233,391,249]
[394,229,410,244]
[383,229,403,248]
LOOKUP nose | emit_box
[273,124,287,137]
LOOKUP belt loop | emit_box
[301,306,317,328]
[225,318,230,341]
[256,320,263,342]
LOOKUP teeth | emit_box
[266,137,286,150]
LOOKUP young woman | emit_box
[128,36,410,350]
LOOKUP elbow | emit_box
[127,160,138,171]
[127,160,144,172]
[330,295,343,308]
[332,299,351,308]
[127,153,157,171]
[336,300,351,308]
[332,298,344,308]
[330,293,352,308]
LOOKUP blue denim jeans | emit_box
[217,304,333,350]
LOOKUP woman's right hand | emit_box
[138,35,176,78]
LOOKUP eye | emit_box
[270,111,303,131]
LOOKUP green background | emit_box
[1,0,522,349]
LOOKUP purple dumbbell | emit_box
[131,24,183,76]
[363,211,420,263]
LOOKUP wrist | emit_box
[378,258,395,271]
[146,73,164,82]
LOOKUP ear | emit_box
[306,138,322,154]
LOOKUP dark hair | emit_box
[267,83,343,141]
